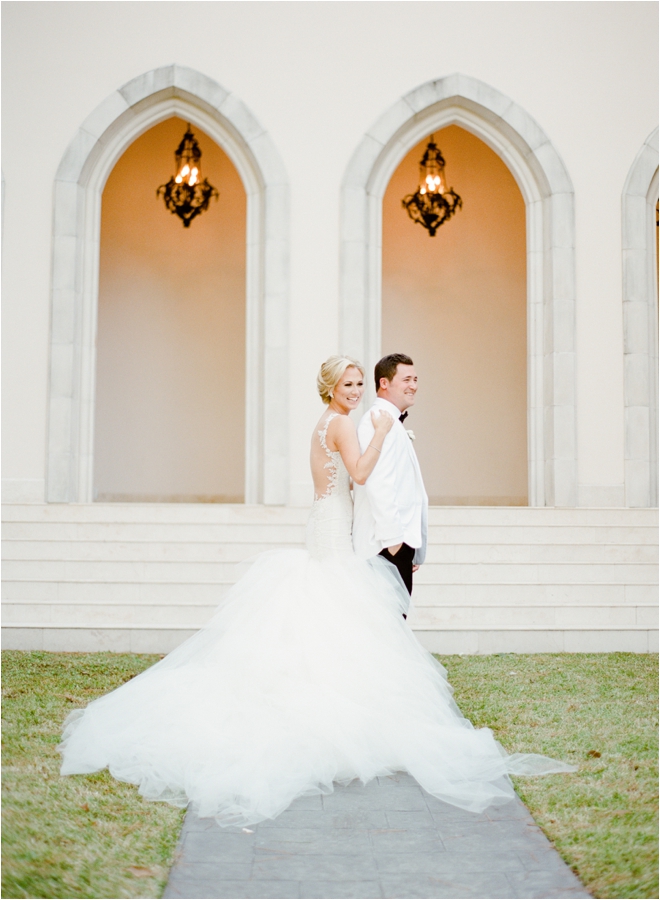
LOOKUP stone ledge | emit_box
[4,626,657,655]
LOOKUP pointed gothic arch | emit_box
[340,74,576,507]
[622,127,659,508]
[47,65,289,504]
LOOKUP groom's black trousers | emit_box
[379,542,415,598]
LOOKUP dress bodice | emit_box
[307,413,354,559]
[313,413,352,502]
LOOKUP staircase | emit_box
[2,504,657,654]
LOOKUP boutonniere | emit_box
[405,429,416,442]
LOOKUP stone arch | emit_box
[47,65,289,505]
[340,74,576,507]
[622,126,659,507]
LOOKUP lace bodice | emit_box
[314,413,351,501]
[307,412,354,558]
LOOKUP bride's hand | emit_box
[371,410,394,434]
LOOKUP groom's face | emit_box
[380,364,418,412]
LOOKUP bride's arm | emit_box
[328,412,393,485]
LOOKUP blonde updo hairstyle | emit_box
[317,355,365,405]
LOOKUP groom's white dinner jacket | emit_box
[352,398,429,564]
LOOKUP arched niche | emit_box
[47,65,289,505]
[95,116,247,503]
[382,126,528,506]
[340,74,577,507]
[622,127,659,508]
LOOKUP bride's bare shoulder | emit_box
[326,414,357,451]
[311,412,337,449]
[312,412,335,434]
[310,412,356,452]
[329,413,356,432]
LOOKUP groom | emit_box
[352,353,429,603]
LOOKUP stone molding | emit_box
[340,73,577,507]
[622,127,659,507]
[47,65,290,505]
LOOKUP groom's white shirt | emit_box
[352,398,429,564]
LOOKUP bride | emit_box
[59,356,574,826]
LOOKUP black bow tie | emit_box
[399,411,408,423]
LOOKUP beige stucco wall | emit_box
[95,117,246,502]
[1,1,657,506]
[382,126,527,505]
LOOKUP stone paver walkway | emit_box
[163,773,590,899]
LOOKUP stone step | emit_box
[413,582,657,605]
[4,520,657,551]
[3,580,655,606]
[2,503,657,527]
[4,523,657,546]
[2,580,231,603]
[2,601,657,630]
[1,504,310,524]
[3,503,656,655]
[4,625,655,655]
[429,525,657,544]
[3,557,656,584]
[1,522,308,543]
[2,540,656,564]
[409,604,658,630]
[1,541,301,562]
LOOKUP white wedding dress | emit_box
[59,415,574,825]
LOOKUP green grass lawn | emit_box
[2,652,184,899]
[2,650,658,899]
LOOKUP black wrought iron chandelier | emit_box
[157,125,219,227]
[402,136,462,236]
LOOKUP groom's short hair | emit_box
[375,353,414,392]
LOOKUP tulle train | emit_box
[59,549,575,825]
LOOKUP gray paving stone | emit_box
[180,831,257,862]
[164,775,592,899]
[168,856,253,881]
[514,843,584,870]
[253,852,380,881]
[259,808,389,829]
[506,868,592,898]
[427,801,491,822]
[485,797,537,821]
[300,881,383,898]
[385,809,437,829]
[164,877,301,899]
[323,785,427,812]
[256,830,372,855]
[325,810,390,829]
[369,830,446,854]
[182,815,229,833]
[374,849,527,876]
[439,823,553,853]
[381,872,514,899]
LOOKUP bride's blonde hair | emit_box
[317,356,365,404]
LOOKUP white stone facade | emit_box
[2,2,657,652]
